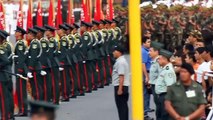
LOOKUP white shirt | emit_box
[197,61,211,83]
[112,56,130,86]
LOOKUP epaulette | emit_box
[166,66,169,70]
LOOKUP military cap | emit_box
[189,30,202,39]
[15,26,27,34]
[100,19,107,24]
[112,19,119,24]
[58,24,69,31]
[105,19,113,24]
[44,25,56,32]
[160,49,173,59]
[87,23,93,27]
[29,100,58,116]
[73,23,80,29]
[92,20,100,25]
[0,30,10,37]
[151,41,164,50]
[0,32,7,39]
[27,28,38,35]
[81,21,92,27]
[64,23,74,30]
[34,25,47,33]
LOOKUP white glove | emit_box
[40,70,47,76]
[27,72,33,78]
[12,55,18,59]
[59,67,64,71]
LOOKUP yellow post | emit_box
[129,0,143,120]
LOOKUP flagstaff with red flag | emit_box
[27,0,33,29]
[56,0,63,27]
[37,0,43,27]
[17,0,23,28]
[108,0,114,20]
[67,0,74,24]
[94,0,101,21]
[0,1,5,30]
[48,0,54,26]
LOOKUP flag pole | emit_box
[129,0,143,120]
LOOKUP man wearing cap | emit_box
[165,63,206,120]
[81,21,94,92]
[112,45,129,120]
[149,41,164,119]
[34,25,52,102]
[65,23,78,98]
[44,25,60,104]
[155,49,177,120]
[0,30,15,118]
[14,26,29,116]
[0,32,11,120]
[187,30,203,48]
[29,100,58,120]
[27,28,43,101]
[73,23,85,96]
[57,24,71,101]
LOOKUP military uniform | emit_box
[165,81,207,120]
[14,27,28,116]
[155,50,176,120]
[27,28,43,101]
[44,25,60,104]
[58,24,72,101]
[0,33,10,120]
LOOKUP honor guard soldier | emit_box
[81,21,94,93]
[14,26,28,116]
[27,28,44,101]
[73,23,85,96]
[64,23,78,98]
[0,30,15,119]
[29,100,58,120]
[44,25,60,105]
[34,26,52,102]
[155,49,177,120]
[57,24,72,102]
[0,32,10,120]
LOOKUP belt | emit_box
[158,92,167,96]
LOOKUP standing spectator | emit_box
[183,43,194,56]
[149,41,163,119]
[165,63,207,120]
[187,30,203,48]
[155,49,177,120]
[141,36,154,120]
[112,45,130,120]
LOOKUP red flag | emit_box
[108,0,114,20]
[27,0,33,29]
[0,1,5,30]
[56,0,63,27]
[81,0,86,22]
[94,0,102,21]
[48,0,54,26]
[36,0,43,27]
[67,0,74,24]
[17,0,23,28]
[86,0,92,22]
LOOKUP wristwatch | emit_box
[185,117,189,120]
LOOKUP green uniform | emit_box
[48,37,60,104]
[165,81,207,120]
[28,38,43,101]
[0,45,10,120]
[14,39,28,114]
[39,37,52,102]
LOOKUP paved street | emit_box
[16,55,156,120]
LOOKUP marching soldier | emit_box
[27,28,44,101]
[64,23,78,98]
[73,23,85,96]
[57,24,71,101]
[0,32,10,120]
[14,26,28,116]
[0,30,15,119]
[44,25,60,104]
[34,26,52,102]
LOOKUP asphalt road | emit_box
[15,55,156,120]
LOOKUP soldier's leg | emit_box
[75,63,84,95]
[52,68,60,105]
[70,65,78,97]
[36,73,44,101]
[98,59,104,88]
[86,61,92,92]
[60,70,67,100]
[7,79,14,118]
[104,57,111,85]
[65,66,71,99]
[0,82,9,120]
[82,62,90,92]
[16,77,22,113]
[46,70,52,102]
[91,61,98,90]
[22,80,28,114]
